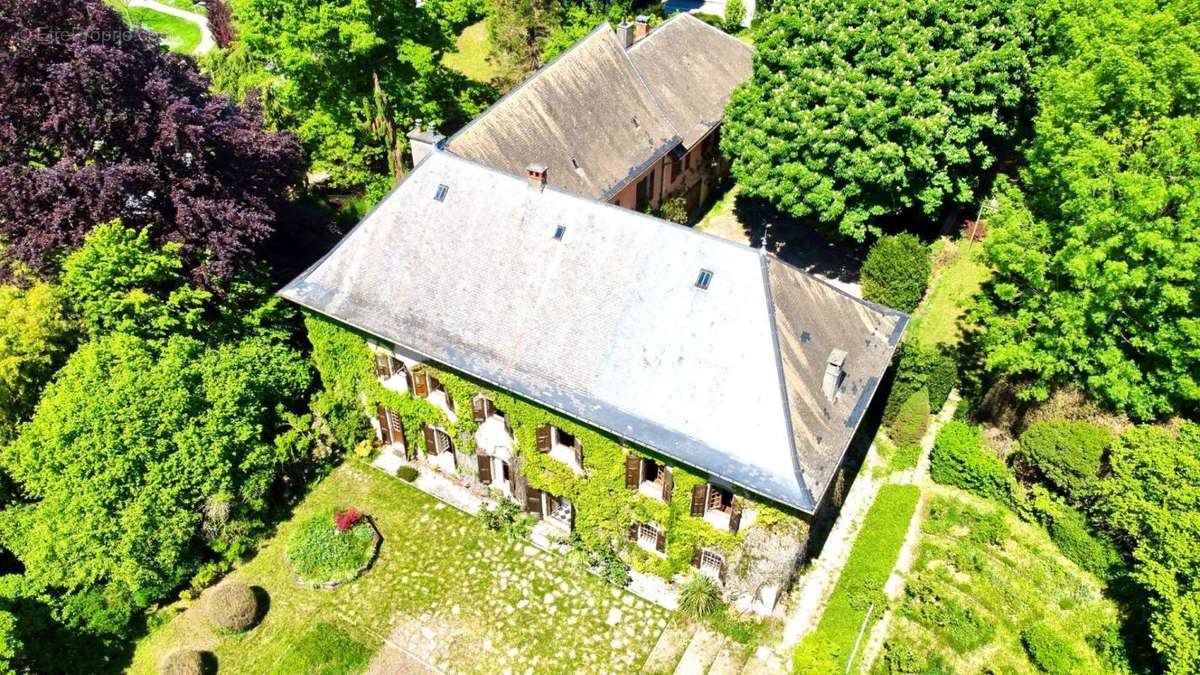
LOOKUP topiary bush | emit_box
[207,581,259,632]
[678,573,722,619]
[286,508,378,587]
[861,233,931,313]
[930,421,1013,504]
[159,649,205,675]
[882,342,958,423]
[1021,623,1082,674]
[890,389,930,447]
[1017,420,1112,500]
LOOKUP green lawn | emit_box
[442,21,504,84]
[794,484,921,673]
[906,238,992,347]
[121,7,202,54]
[129,462,670,674]
[875,493,1123,674]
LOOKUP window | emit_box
[547,494,573,527]
[555,429,576,448]
[670,156,683,182]
[696,547,725,581]
[553,225,567,240]
[635,522,664,553]
[570,157,579,170]
[635,170,655,211]
[434,184,449,201]
[696,269,714,289]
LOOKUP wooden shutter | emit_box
[690,485,708,517]
[624,455,641,489]
[729,498,743,534]
[546,493,560,514]
[374,353,392,378]
[655,527,666,552]
[525,487,543,516]
[422,425,436,454]
[691,546,702,569]
[476,453,492,484]
[377,405,392,444]
[413,372,429,397]
[472,396,487,422]
[535,426,552,452]
[662,467,673,501]
[573,438,584,467]
[388,410,404,445]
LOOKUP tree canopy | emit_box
[722,0,1038,240]
[0,0,305,284]
[0,283,74,443]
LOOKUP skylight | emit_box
[434,184,449,201]
[695,269,713,289]
[553,225,567,240]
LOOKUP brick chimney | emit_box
[526,164,548,191]
[616,20,634,48]
[823,349,848,401]
[406,119,445,167]
[634,15,650,41]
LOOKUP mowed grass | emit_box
[122,7,201,54]
[876,493,1123,674]
[907,237,992,347]
[794,484,921,672]
[129,462,670,674]
[442,21,504,84]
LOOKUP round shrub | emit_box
[286,508,377,587]
[395,465,418,482]
[1021,623,1082,674]
[724,0,746,31]
[207,580,258,632]
[861,233,931,313]
[930,421,1013,504]
[1018,420,1112,499]
[890,389,930,447]
[159,649,204,675]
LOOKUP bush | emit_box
[159,649,205,675]
[1021,623,1082,674]
[1045,505,1124,582]
[396,465,418,482]
[480,499,534,539]
[883,343,957,423]
[890,389,930,447]
[658,196,688,224]
[861,233,931,313]
[678,573,722,619]
[286,508,377,586]
[207,581,259,632]
[724,0,746,31]
[1018,421,1112,499]
[889,443,922,473]
[930,421,1013,504]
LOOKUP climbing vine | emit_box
[304,312,804,580]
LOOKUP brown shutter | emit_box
[476,453,492,484]
[662,467,673,501]
[413,372,429,397]
[374,353,391,378]
[472,396,486,422]
[690,485,708,517]
[729,498,743,534]
[655,527,666,552]
[574,438,584,467]
[624,455,640,489]
[389,410,405,444]
[546,493,560,514]
[628,523,638,542]
[525,487,543,516]
[377,405,391,444]
[535,426,552,452]
[691,546,702,569]
[422,425,436,454]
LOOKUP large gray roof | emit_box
[444,15,752,199]
[280,152,906,513]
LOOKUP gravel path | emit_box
[128,0,215,54]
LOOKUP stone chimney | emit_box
[822,349,848,401]
[616,20,634,48]
[635,15,650,41]
[526,164,548,191]
[406,119,445,167]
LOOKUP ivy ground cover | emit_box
[129,462,670,674]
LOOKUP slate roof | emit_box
[280,152,906,513]
[444,15,752,199]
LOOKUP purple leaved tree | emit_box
[0,0,304,285]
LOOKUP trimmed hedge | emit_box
[1021,623,1082,674]
[929,421,1013,504]
[861,233,931,313]
[890,389,930,447]
[883,342,957,423]
[1018,420,1111,499]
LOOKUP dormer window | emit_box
[434,184,449,201]
[695,269,714,289]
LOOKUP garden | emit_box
[129,462,671,674]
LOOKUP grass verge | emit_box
[906,238,992,347]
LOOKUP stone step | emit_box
[674,627,725,675]
[739,646,788,675]
[707,644,748,675]
[642,623,695,674]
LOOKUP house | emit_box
[281,18,907,613]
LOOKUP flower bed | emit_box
[286,507,379,588]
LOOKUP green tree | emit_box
[488,0,555,80]
[0,333,310,637]
[722,0,1037,240]
[970,0,1200,420]
[723,0,746,32]
[0,282,74,442]
[860,233,931,313]
[1098,422,1200,674]
[59,222,210,341]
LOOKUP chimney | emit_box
[823,349,848,401]
[406,119,445,167]
[616,21,634,48]
[526,164,548,191]
[635,15,650,41]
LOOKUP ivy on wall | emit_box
[304,312,805,580]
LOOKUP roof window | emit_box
[695,269,713,290]
[553,225,567,240]
[434,184,449,201]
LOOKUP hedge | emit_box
[1021,623,1082,675]
[890,389,930,447]
[882,342,957,423]
[929,421,1013,505]
[1018,420,1111,499]
[861,233,931,313]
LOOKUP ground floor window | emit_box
[631,522,665,554]
[694,547,725,582]
[546,494,572,527]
